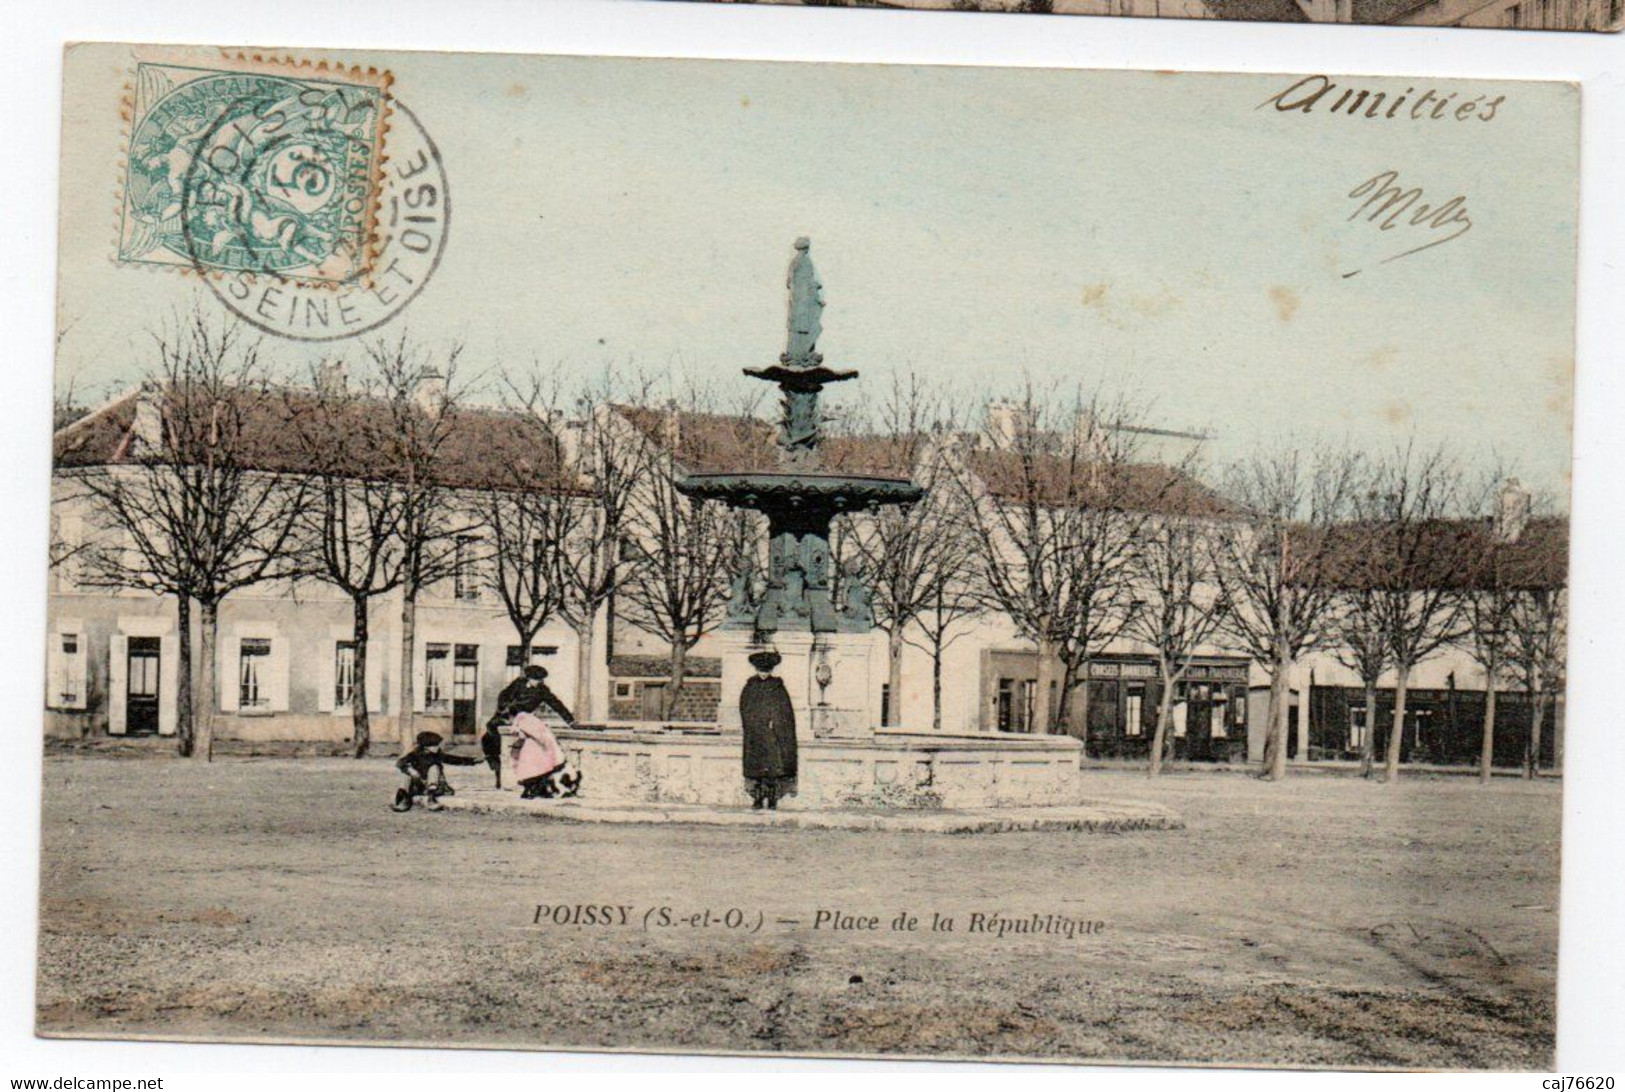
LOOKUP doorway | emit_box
[126,636,161,736]
[1185,682,1215,761]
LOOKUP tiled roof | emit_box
[1302,516,1568,591]
[965,448,1241,519]
[53,385,578,493]
[613,405,926,479]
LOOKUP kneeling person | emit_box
[393,731,481,812]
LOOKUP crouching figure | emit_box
[511,711,583,799]
[393,731,482,812]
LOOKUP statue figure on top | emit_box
[784,236,823,366]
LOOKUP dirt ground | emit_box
[35,756,1560,1068]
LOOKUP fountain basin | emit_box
[550,726,1089,810]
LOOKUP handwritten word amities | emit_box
[1260,76,1505,123]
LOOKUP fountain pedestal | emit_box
[717,629,882,739]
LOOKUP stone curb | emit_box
[437,792,1183,834]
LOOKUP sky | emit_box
[56,46,1578,500]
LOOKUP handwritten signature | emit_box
[1343,170,1472,278]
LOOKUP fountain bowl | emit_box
[677,471,924,512]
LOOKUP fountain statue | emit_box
[677,238,923,736]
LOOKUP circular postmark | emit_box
[179,93,449,342]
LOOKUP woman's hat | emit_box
[416,731,444,748]
[523,664,549,680]
[748,650,782,671]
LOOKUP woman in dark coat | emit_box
[740,650,796,809]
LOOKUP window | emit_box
[505,644,557,667]
[614,681,632,699]
[1124,687,1143,737]
[55,633,86,708]
[239,638,272,710]
[334,641,357,709]
[424,643,450,711]
[1349,705,1367,750]
[453,536,480,600]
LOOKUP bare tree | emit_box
[528,373,647,725]
[370,341,471,753]
[71,309,304,760]
[1359,445,1469,783]
[904,565,984,731]
[619,392,757,719]
[1125,515,1229,776]
[283,356,437,759]
[1458,472,1527,784]
[839,375,975,728]
[1510,584,1566,779]
[1211,445,1361,781]
[1330,583,1389,778]
[952,384,1199,737]
[469,402,573,670]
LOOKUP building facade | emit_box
[47,389,1567,772]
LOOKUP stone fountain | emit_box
[677,237,922,740]
[544,239,1090,810]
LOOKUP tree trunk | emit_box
[197,598,219,763]
[1148,669,1175,777]
[574,618,596,725]
[1033,636,1059,734]
[1061,659,1085,739]
[1527,687,1547,779]
[1358,679,1377,779]
[1553,695,1564,774]
[664,641,689,721]
[887,626,905,727]
[1261,658,1290,780]
[398,590,417,755]
[176,594,194,757]
[931,635,944,731]
[1384,662,1410,783]
[352,595,371,759]
[1479,663,1498,784]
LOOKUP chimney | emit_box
[1493,477,1531,544]
[984,400,1034,451]
[413,369,447,416]
[316,360,347,397]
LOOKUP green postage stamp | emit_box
[117,51,391,284]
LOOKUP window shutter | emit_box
[412,640,427,714]
[64,639,87,710]
[218,635,241,712]
[317,641,336,713]
[366,638,385,713]
[46,636,66,711]
[108,634,128,734]
[158,633,178,736]
[268,637,291,712]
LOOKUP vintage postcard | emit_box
[682,0,1621,32]
[43,44,1575,1068]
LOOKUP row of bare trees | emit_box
[832,381,1565,785]
[55,314,769,758]
[54,318,1567,779]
